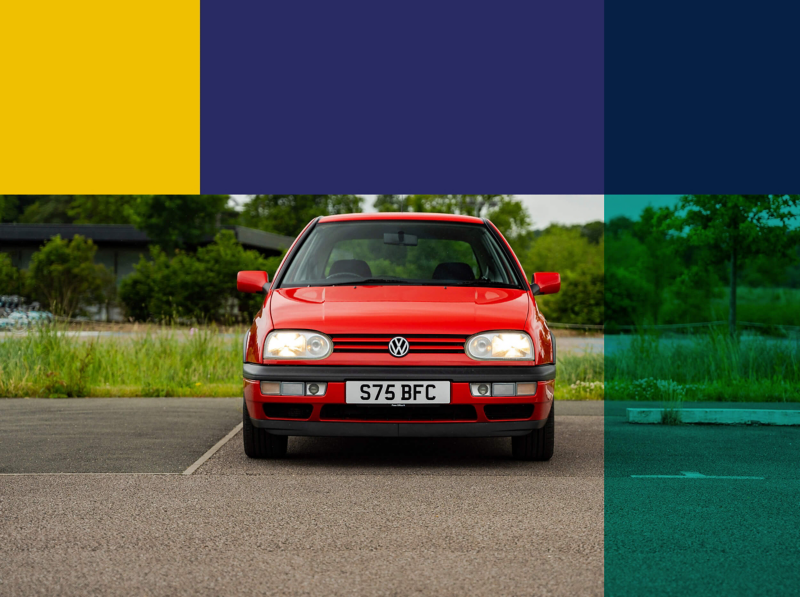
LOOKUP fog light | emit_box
[307,383,320,395]
[470,383,492,397]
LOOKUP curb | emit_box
[627,408,800,425]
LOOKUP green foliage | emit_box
[119,230,280,323]
[0,325,242,398]
[605,332,800,401]
[666,195,800,335]
[668,195,800,267]
[375,195,534,249]
[27,235,111,317]
[128,195,233,251]
[0,195,21,222]
[240,195,363,237]
[67,195,137,224]
[0,324,604,399]
[18,196,73,223]
[520,226,604,325]
[0,252,28,295]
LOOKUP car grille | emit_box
[483,404,535,420]
[331,334,466,354]
[319,404,477,421]
[262,403,314,420]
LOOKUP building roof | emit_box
[0,224,295,253]
[318,212,485,224]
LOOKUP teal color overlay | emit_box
[604,195,800,595]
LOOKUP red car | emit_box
[238,213,560,460]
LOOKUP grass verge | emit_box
[0,326,243,398]
[0,325,606,399]
[606,331,800,402]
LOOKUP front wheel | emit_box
[512,402,554,461]
[242,401,288,458]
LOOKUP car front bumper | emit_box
[250,418,547,437]
[243,363,555,438]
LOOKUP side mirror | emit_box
[531,272,560,295]
[237,271,269,293]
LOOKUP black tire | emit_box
[512,402,554,461]
[243,402,288,458]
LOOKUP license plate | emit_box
[345,381,450,404]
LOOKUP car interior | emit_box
[326,259,477,282]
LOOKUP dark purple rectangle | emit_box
[200,0,603,193]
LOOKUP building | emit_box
[0,224,294,283]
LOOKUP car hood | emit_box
[270,286,530,334]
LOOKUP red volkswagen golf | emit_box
[238,213,560,460]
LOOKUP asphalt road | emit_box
[605,407,800,597]
[0,399,604,596]
[0,398,242,473]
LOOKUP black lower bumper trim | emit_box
[244,363,555,383]
[250,418,546,437]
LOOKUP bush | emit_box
[120,230,282,323]
[521,226,604,325]
[0,252,28,296]
[27,235,111,317]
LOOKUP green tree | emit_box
[119,231,281,323]
[18,196,73,223]
[240,195,363,237]
[67,196,138,224]
[374,195,409,212]
[522,225,604,325]
[28,235,111,317]
[0,196,21,222]
[128,195,232,252]
[377,195,533,251]
[0,252,27,295]
[667,195,800,337]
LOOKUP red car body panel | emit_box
[242,212,557,433]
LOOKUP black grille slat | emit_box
[262,403,314,420]
[483,404,535,420]
[320,404,477,422]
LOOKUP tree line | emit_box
[4,194,796,331]
[0,194,606,324]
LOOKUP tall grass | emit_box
[0,325,606,399]
[606,331,800,401]
[0,326,242,397]
[556,351,604,400]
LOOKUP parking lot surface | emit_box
[0,398,242,473]
[605,405,800,597]
[0,399,603,596]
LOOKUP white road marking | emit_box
[632,471,764,479]
[182,422,243,475]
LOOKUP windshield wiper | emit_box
[324,277,410,286]
[447,280,519,288]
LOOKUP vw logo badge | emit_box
[388,336,409,358]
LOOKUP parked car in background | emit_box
[238,213,560,460]
[0,296,53,329]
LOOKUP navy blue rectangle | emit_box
[201,0,603,193]
[605,0,800,193]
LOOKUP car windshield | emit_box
[279,220,523,289]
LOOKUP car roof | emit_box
[318,212,485,224]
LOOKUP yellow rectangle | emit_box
[0,1,199,193]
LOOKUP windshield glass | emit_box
[279,221,523,288]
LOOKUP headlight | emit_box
[465,331,533,361]
[264,330,332,360]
